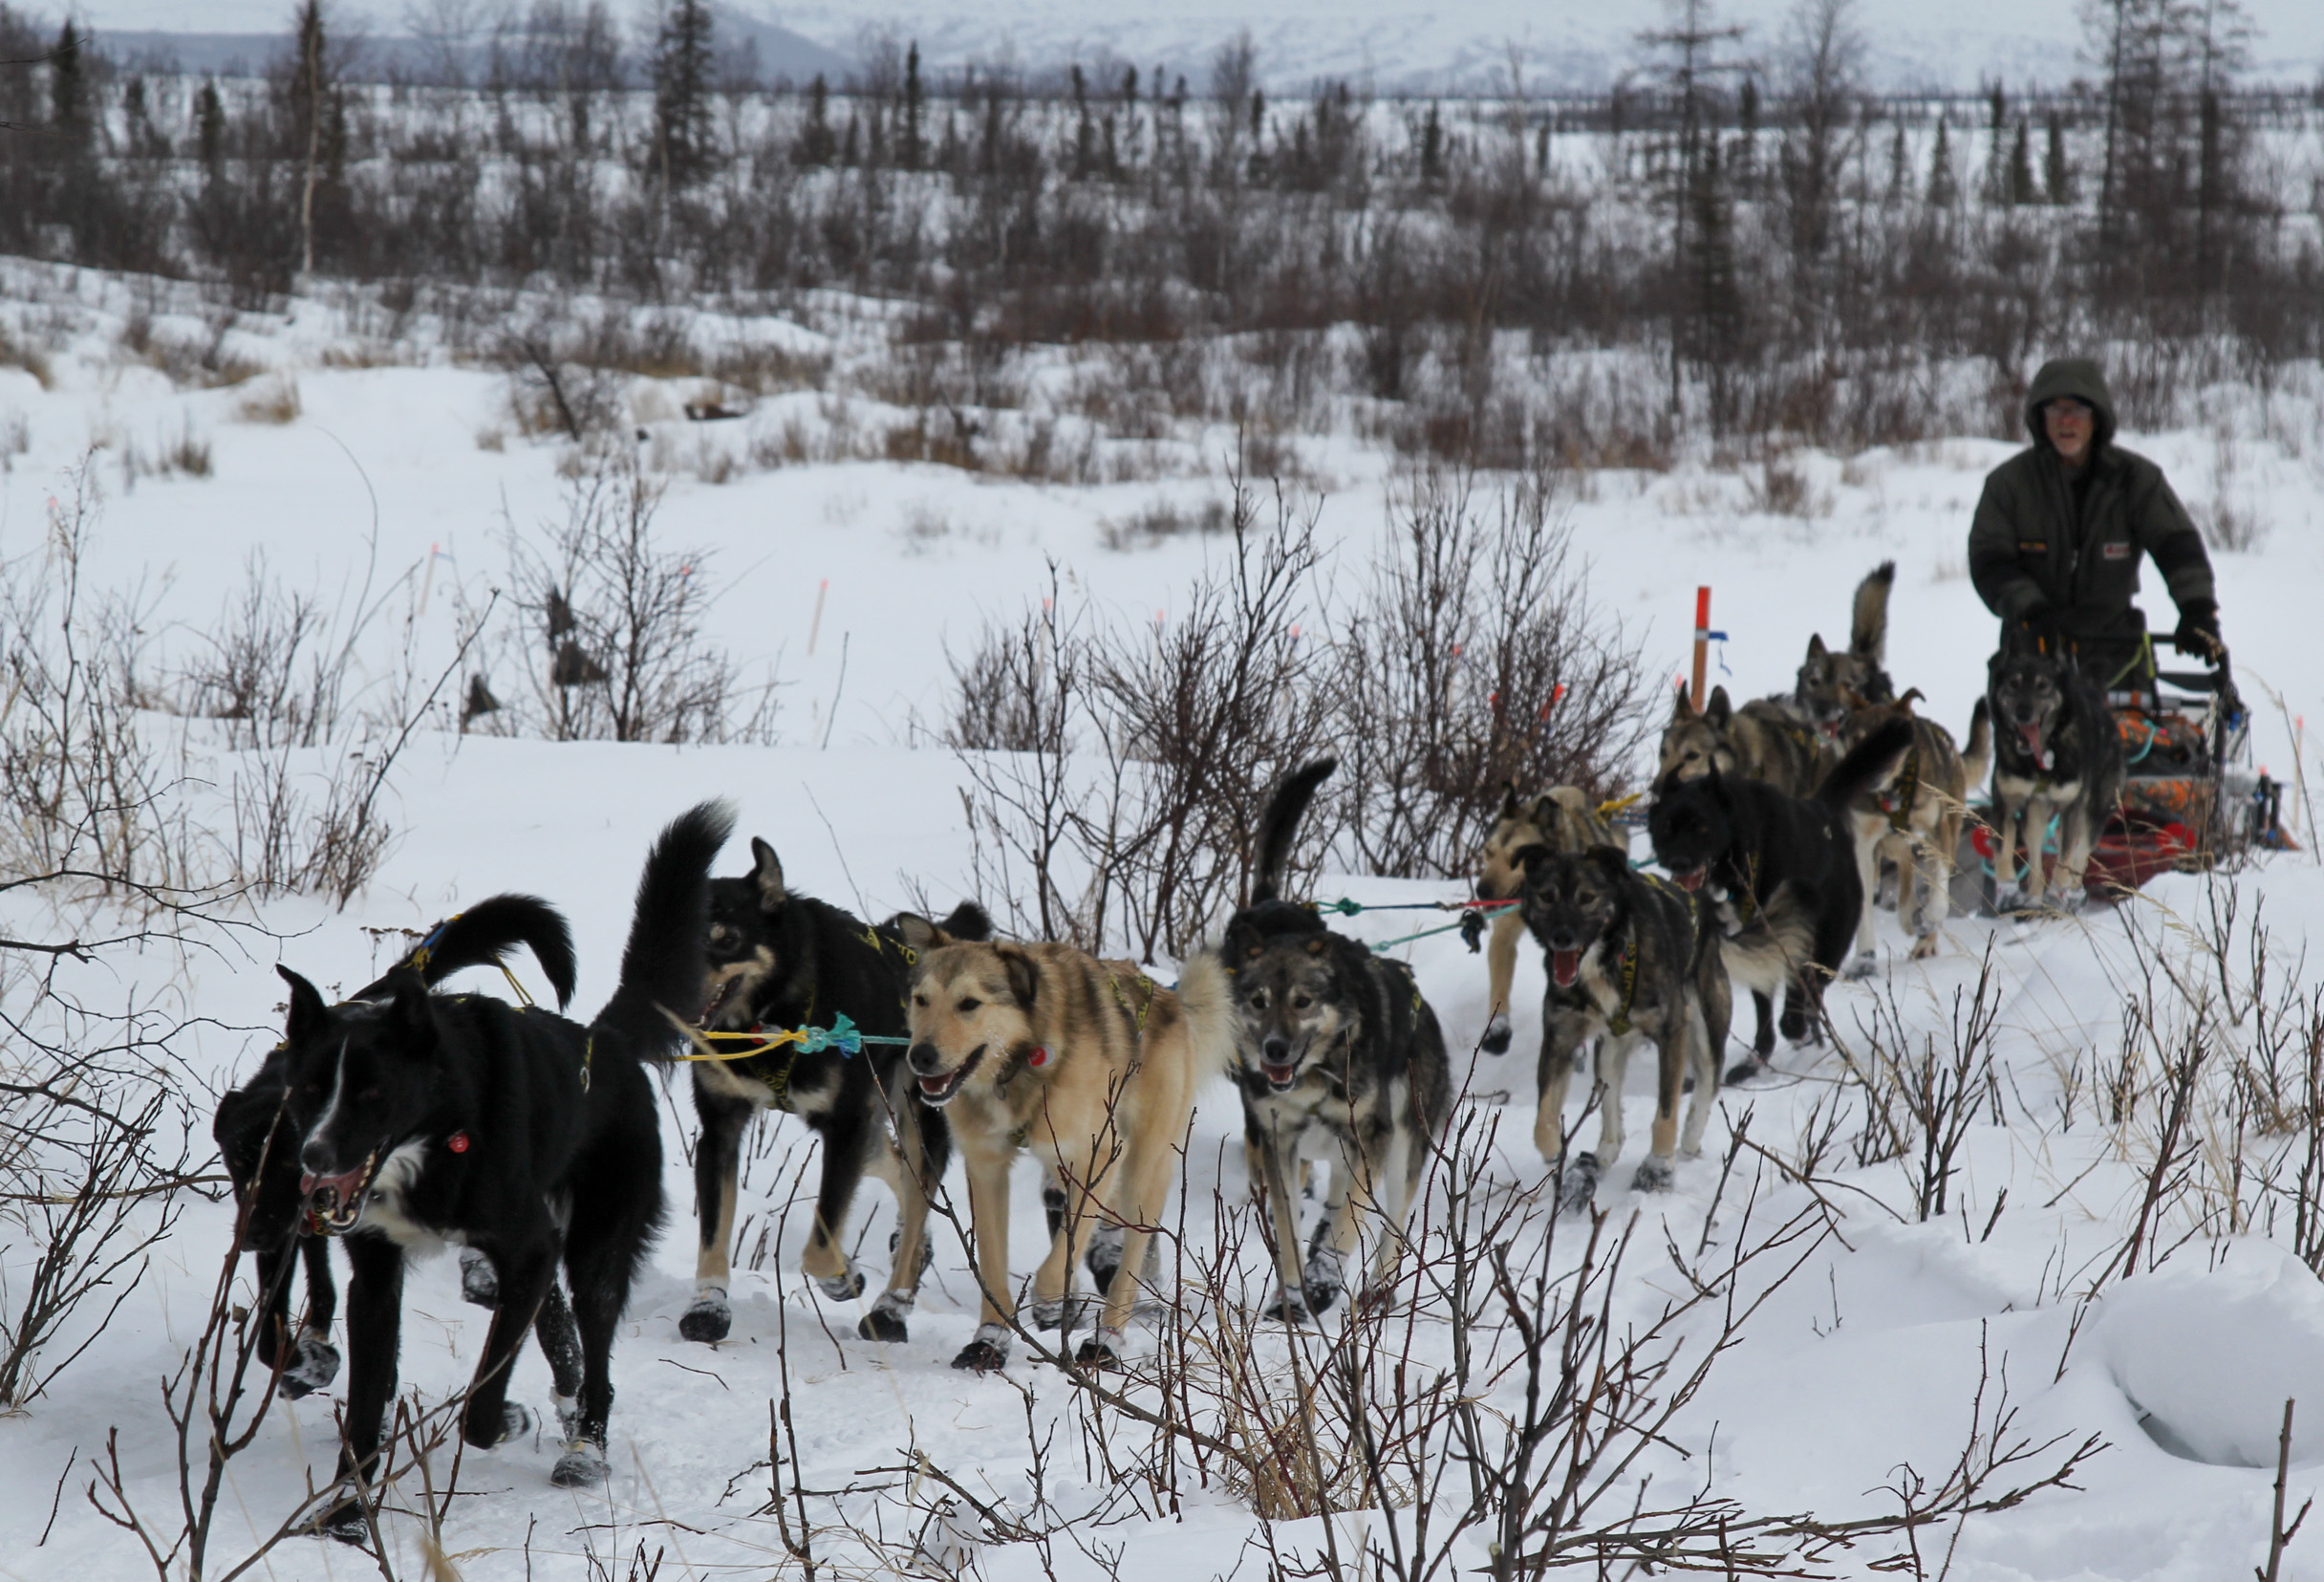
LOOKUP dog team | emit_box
[221,561,2031,1541]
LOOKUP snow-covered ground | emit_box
[4,271,2324,1578]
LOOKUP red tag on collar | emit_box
[1028,1047,1050,1069]
[448,1131,470,1154]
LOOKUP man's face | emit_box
[2045,398,2094,466]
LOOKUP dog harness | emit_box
[1877,741,1923,833]
[1605,937,1643,1036]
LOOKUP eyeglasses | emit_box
[2046,400,2092,420]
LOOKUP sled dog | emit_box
[1987,649,2126,910]
[276,803,728,1539]
[1513,845,1731,1210]
[1647,719,1914,1080]
[1221,760,1452,1323]
[1791,561,1900,734]
[1835,694,1992,967]
[682,835,989,1346]
[1474,784,1610,1055]
[903,929,1233,1371]
[216,895,582,1408]
[1662,683,1837,799]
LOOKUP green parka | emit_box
[1967,358,2215,658]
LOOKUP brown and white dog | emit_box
[900,935,1232,1371]
[1474,785,1611,1055]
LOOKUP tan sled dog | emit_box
[1474,785,1611,1055]
[1836,692,1992,971]
[1661,683,1837,798]
[902,939,1231,1371]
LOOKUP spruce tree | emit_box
[2008,118,2035,205]
[2043,112,2072,204]
[650,0,715,186]
[1926,116,1957,206]
[900,40,923,170]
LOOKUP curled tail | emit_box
[353,894,578,1008]
[1816,717,1916,810]
[1251,758,1338,905]
[594,800,735,1059]
[1961,697,1993,792]
[1851,561,1897,664]
[1170,951,1238,1083]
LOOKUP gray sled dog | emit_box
[1791,562,1900,735]
[1986,648,2126,910]
[1514,846,1731,1211]
[1662,683,1837,798]
[1835,692,1992,968]
[902,927,1233,1371]
[1222,759,1452,1323]
[1474,784,1611,1055]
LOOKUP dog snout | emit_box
[907,1042,944,1075]
[1261,1034,1292,1064]
[299,1136,336,1176]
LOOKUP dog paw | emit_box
[1842,951,1878,982]
[857,1294,912,1343]
[1557,1153,1602,1215]
[1261,1289,1313,1324]
[815,1266,866,1302]
[497,1402,535,1444]
[1631,1155,1675,1194]
[1073,1328,1128,1370]
[458,1246,499,1308]
[1028,1295,1087,1333]
[1723,1055,1768,1087]
[951,1324,1012,1373]
[1480,1014,1513,1055]
[678,1292,731,1344]
[314,1499,370,1546]
[1909,933,1940,961]
[550,1439,610,1488]
[280,1330,339,1398]
[1301,1247,1345,1314]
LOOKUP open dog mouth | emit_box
[2016,722,2046,759]
[1551,949,1583,988]
[915,1048,981,1106]
[300,1153,378,1235]
[1669,865,1707,893]
[698,975,742,1029]
[1259,1054,1301,1091]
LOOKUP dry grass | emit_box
[233,375,301,424]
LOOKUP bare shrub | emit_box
[1099,497,1230,551]
[1329,466,1653,879]
[231,375,301,424]
[505,457,776,744]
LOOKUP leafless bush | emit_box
[505,457,777,745]
[1099,497,1231,551]
[1330,466,1653,879]
[949,474,1330,957]
[1831,944,2007,1223]
[180,553,342,751]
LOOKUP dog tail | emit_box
[1851,561,1896,663]
[1170,950,1239,1083]
[593,800,735,1060]
[1251,758,1338,905]
[352,894,579,1008]
[1816,717,1915,810]
[1961,697,1993,791]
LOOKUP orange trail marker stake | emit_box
[1690,586,1712,712]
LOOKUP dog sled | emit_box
[1958,644,2292,913]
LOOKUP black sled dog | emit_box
[215,894,583,1406]
[1646,718,1914,1081]
[276,802,730,1540]
[683,837,989,1344]
[1219,759,1452,1322]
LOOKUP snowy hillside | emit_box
[2,260,2324,1581]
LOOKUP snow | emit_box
[4,268,2324,1578]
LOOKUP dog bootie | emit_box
[1558,1152,1602,1215]
[1261,1289,1313,1324]
[552,1392,583,1441]
[890,1224,935,1285]
[858,1289,913,1343]
[951,1323,1012,1373]
[458,1246,499,1308]
[315,1496,371,1546]
[551,1437,610,1488]
[815,1265,867,1302]
[1074,1326,1128,1370]
[1029,1294,1088,1333]
[1481,1012,1513,1056]
[1084,1223,1126,1292]
[280,1327,340,1398]
[1300,1245,1346,1316]
[679,1287,731,1344]
[1843,950,1878,981]
[1631,1155,1675,1193]
[492,1402,534,1445]
[1723,1054,1769,1087]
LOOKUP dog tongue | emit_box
[1674,868,1706,893]
[2018,723,2044,756]
[1552,949,1581,987]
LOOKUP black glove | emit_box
[2172,599,2222,661]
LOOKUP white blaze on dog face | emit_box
[905,944,1038,1106]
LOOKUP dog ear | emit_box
[938,900,993,943]
[887,911,950,952]
[1670,681,1696,722]
[1497,779,1522,820]
[1509,841,1556,878]
[1585,845,1632,885]
[1806,633,1830,661]
[749,837,786,909]
[1706,686,1732,727]
[277,964,328,1043]
[387,971,436,1051]
[997,945,1040,1009]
